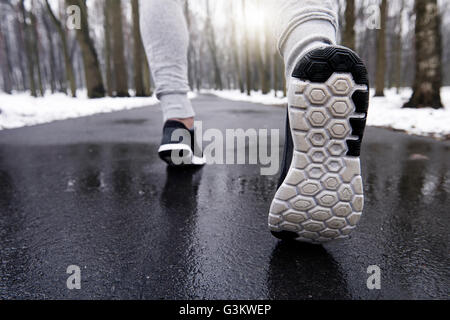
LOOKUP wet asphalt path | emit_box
[0,95,449,300]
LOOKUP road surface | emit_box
[0,95,448,299]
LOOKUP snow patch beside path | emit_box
[0,91,197,131]
[203,89,288,106]
[206,88,450,139]
[0,89,449,139]
[368,88,450,139]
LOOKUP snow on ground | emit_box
[205,88,450,140]
[0,88,449,139]
[368,88,450,139]
[203,89,288,106]
[0,90,197,131]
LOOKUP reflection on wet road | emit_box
[0,95,448,299]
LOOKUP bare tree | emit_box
[0,12,13,94]
[404,0,443,109]
[65,0,105,98]
[131,0,149,97]
[394,0,405,93]
[19,0,37,97]
[374,0,387,97]
[0,0,443,104]
[205,0,222,90]
[229,1,244,93]
[343,0,356,50]
[242,0,251,95]
[263,11,273,95]
[42,12,57,93]
[14,5,28,91]
[254,22,266,93]
[45,0,77,97]
[109,0,129,97]
[30,7,44,96]
[103,0,113,96]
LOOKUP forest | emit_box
[0,0,447,109]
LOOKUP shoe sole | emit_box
[269,46,370,244]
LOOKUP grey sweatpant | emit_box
[140,0,338,122]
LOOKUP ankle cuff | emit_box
[160,93,195,122]
[281,19,337,77]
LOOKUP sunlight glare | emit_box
[243,2,266,34]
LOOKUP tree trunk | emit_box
[42,14,57,93]
[14,14,27,91]
[45,0,77,97]
[395,0,405,93]
[195,41,202,91]
[242,0,251,96]
[131,0,148,97]
[374,0,387,97]
[230,2,244,93]
[0,18,13,94]
[30,11,45,96]
[19,0,37,97]
[273,50,278,97]
[233,39,244,93]
[274,52,286,97]
[103,0,114,96]
[263,14,272,95]
[254,31,266,93]
[56,44,67,93]
[205,0,223,90]
[404,0,443,109]
[108,0,129,97]
[66,0,105,98]
[136,1,152,96]
[343,0,355,50]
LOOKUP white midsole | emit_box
[158,143,206,166]
[158,143,192,154]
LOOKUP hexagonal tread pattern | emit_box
[269,46,368,244]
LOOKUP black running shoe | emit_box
[158,120,206,166]
[268,46,370,244]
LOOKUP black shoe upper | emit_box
[278,109,294,188]
[159,120,204,165]
[160,120,193,148]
